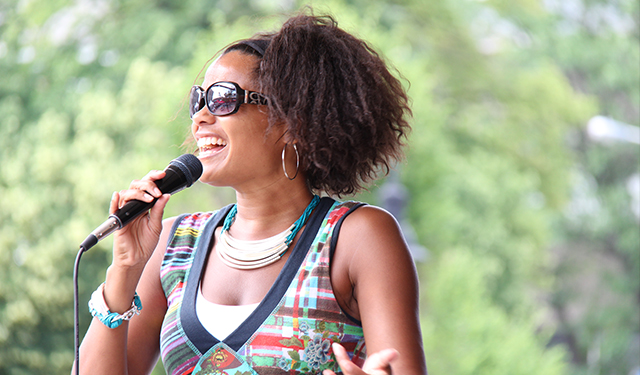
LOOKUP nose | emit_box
[191,104,217,128]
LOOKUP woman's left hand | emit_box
[323,343,398,375]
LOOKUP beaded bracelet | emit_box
[88,283,142,329]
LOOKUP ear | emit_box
[283,132,296,145]
[274,123,295,145]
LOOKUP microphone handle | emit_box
[79,198,156,251]
[112,162,189,227]
[79,161,194,252]
[112,197,157,228]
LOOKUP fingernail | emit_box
[144,193,154,201]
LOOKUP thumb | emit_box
[148,194,170,228]
[362,348,399,373]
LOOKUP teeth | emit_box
[197,137,227,148]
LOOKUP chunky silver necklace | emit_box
[217,196,320,270]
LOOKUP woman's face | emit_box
[191,51,285,191]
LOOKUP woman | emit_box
[76,13,427,375]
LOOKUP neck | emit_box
[229,184,316,241]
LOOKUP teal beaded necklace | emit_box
[218,195,320,269]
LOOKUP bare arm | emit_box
[72,171,174,375]
[327,206,427,375]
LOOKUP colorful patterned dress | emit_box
[159,197,367,375]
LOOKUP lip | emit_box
[195,134,228,159]
[198,147,226,159]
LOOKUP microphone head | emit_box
[169,154,203,187]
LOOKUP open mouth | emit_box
[197,136,227,157]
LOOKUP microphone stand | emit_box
[73,246,86,375]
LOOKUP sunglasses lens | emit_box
[189,86,205,118]
[206,84,238,116]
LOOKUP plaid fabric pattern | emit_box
[160,212,212,375]
[160,201,366,375]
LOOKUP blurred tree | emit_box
[389,0,639,373]
[0,1,281,373]
[526,0,640,373]
[310,0,589,373]
[366,1,592,374]
[1,0,632,374]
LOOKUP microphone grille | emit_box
[170,154,203,187]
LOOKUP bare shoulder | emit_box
[336,204,412,264]
[342,204,400,229]
[331,204,417,316]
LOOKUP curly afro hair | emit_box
[224,13,411,197]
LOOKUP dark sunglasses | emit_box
[189,81,268,118]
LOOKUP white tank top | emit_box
[195,284,259,340]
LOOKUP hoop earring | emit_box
[282,143,299,180]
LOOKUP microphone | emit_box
[79,154,203,251]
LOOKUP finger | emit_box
[141,170,166,196]
[331,343,362,374]
[361,349,398,374]
[322,371,337,375]
[148,194,171,229]
[128,179,163,198]
[109,191,119,215]
[128,170,166,195]
[142,169,166,180]
[118,189,155,208]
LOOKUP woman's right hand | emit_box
[109,170,171,270]
[75,170,173,374]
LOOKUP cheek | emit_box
[241,134,284,170]
[239,137,281,165]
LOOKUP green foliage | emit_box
[524,0,640,373]
[422,248,567,375]
[0,1,272,373]
[1,0,634,374]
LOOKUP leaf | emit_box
[317,321,326,332]
[288,350,301,361]
[280,337,303,347]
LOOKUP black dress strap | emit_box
[329,202,366,261]
[328,202,366,325]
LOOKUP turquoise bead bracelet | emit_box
[88,283,142,329]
